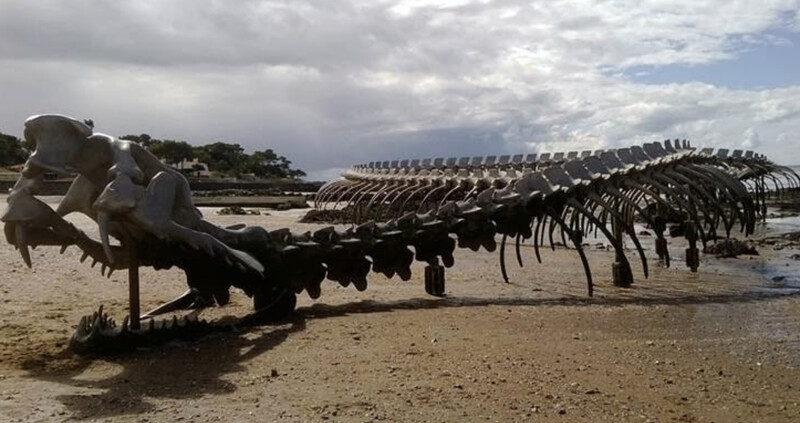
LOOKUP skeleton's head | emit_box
[2,115,97,267]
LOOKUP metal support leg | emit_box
[612,217,633,287]
[424,264,446,297]
[684,220,699,273]
[653,215,669,267]
[128,245,141,331]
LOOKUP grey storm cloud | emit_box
[1,0,799,180]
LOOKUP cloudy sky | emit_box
[1,0,799,180]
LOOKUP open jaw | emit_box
[2,188,129,273]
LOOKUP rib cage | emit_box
[303,140,799,296]
[31,140,798,300]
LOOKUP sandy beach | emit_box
[1,195,800,422]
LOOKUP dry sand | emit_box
[1,195,800,422]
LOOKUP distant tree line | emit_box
[119,134,306,180]
[0,132,31,167]
[0,129,305,180]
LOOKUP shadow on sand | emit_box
[19,287,800,420]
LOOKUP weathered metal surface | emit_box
[3,114,798,354]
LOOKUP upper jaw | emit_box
[3,180,73,268]
[2,186,53,224]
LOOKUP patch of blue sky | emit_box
[623,30,800,90]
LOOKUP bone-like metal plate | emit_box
[583,156,611,176]
[544,166,576,189]
[643,143,667,158]
[600,151,626,171]
[630,146,650,163]
[564,160,593,182]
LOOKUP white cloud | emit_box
[0,0,799,174]
[743,127,762,149]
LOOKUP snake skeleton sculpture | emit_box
[2,114,798,354]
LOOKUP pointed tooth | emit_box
[91,315,102,334]
[122,315,130,332]
[59,245,68,254]
[97,211,115,265]
[148,319,155,331]
[91,259,98,268]
[107,268,115,278]
[80,252,89,263]
[101,264,107,276]
[15,225,32,268]
[76,316,88,336]
[171,315,178,329]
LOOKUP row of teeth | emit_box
[77,305,204,335]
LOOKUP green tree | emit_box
[120,133,152,147]
[0,132,29,167]
[119,131,307,179]
[243,149,306,179]
[193,142,246,175]
[147,139,194,167]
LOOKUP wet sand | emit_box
[1,195,800,422]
